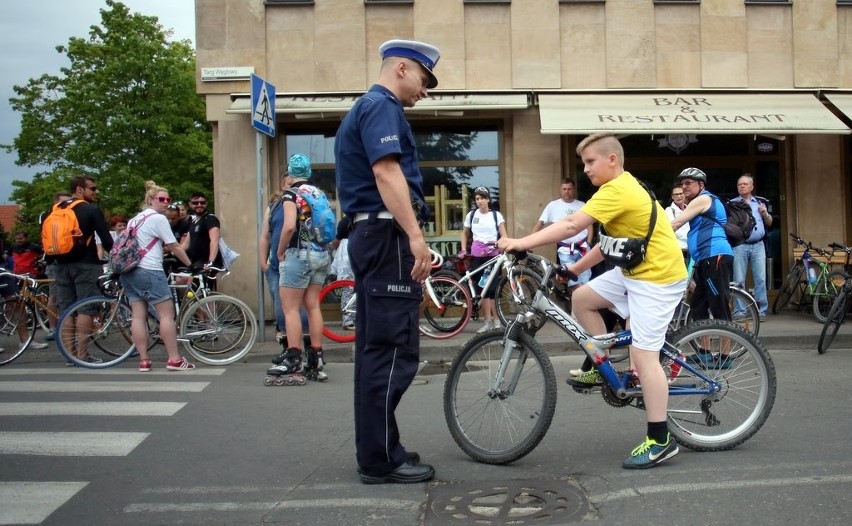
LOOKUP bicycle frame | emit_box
[497,255,722,400]
[450,252,510,305]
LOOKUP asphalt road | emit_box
[1,341,851,526]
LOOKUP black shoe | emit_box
[357,451,420,474]
[360,460,435,485]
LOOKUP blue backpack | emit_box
[294,184,336,248]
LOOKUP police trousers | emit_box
[348,216,422,476]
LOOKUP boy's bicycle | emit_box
[818,242,852,354]
[773,233,847,322]
[0,271,57,366]
[57,266,257,368]
[443,252,776,465]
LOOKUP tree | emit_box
[4,0,211,238]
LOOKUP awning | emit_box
[538,93,850,135]
[227,92,530,115]
[823,93,852,124]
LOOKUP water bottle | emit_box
[807,263,817,285]
[478,267,491,288]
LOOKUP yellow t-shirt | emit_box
[582,171,687,284]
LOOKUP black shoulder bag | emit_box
[598,183,657,269]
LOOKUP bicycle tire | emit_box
[55,296,137,368]
[431,269,463,281]
[419,275,471,339]
[0,298,36,366]
[33,284,52,334]
[812,270,847,323]
[319,279,356,343]
[666,319,776,452]
[495,268,542,327]
[817,286,850,354]
[180,295,257,365]
[443,330,557,464]
[686,287,760,337]
[772,263,803,313]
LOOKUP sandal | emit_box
[139,360,152,372]
[166,358,195,371]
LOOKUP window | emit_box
[559,1,604,3]
[464,0,511,4]
[838,0,852,5]
[744,0,791,4]
[364,0,412,4]
[265,0,314,5]
[653,0,698,4]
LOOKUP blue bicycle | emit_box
[443,253,777,464]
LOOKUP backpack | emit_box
[108,212,160,274]
[41,200,88,256]
[709,198,757,248]
[294,184,336,248]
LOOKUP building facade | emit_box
[195,0,852,311]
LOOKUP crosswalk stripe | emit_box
[0,482,88,525]
[124,498,421,513]
[0,368,226,376]
[0,402,186,416]
[0,432,149,456]
[0,381,209,392]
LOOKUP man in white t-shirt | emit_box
[531,178,593,286]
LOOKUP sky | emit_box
[0,0,196,204]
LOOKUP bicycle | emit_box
[56,266,258,368]
[817,242,852,354]
[669,258,760,336]
[0,271,57,366]
[773,234,846,322]
[443,252,777,465]
[318,249,466,342]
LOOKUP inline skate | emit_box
[303,347,328,382]
[264,348,306,386]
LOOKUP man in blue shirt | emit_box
[731,174,773,320]
[334,39,439,484]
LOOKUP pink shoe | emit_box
[139,360,152,372]
[166,358,195,371]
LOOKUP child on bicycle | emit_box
[498,133,688,470]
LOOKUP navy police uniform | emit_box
[335,82,428,477]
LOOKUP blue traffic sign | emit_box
[250,74,276,137]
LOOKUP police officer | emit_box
[334,39,439,484]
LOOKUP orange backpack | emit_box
[41,200,89,256]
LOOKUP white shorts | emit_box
[588,268,687,352]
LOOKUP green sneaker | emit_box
[622,435,679,469]
[566,368,603,388]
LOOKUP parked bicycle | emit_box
[818,241,852,354]
[0,271,57,366]
[57,266,257,368]
[443,252,777,465]
[773,234,846,322]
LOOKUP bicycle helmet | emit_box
[676,167,707,183]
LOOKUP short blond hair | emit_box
[576,133,625,165]
[143,180,169,208]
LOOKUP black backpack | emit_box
[711,198,757,247]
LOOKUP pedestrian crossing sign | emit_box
[250,74,276,137]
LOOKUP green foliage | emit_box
[4,0,211,227]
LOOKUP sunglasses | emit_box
[156,196,172,203]
[86,186,98,192]
[191,200,207,206]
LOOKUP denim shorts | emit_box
[279,247,331,289]
[120,267,172,304]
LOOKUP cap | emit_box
[379,39,440,89]
[287,153,312,179]
[473,186,490,200]
[676,167,707,183]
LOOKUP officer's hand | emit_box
[410,238,431,282]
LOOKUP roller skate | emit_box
[271,334,312,365]
[264,348,306,386]
[304,346,328,382]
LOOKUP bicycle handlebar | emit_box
[829,241,852,253]
[0,269,37,289]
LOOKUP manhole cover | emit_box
[426,478,589,525]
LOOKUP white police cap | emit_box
[379,39,440,89]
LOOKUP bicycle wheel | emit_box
[319,279,356,343]
[180,295,257,365]
[725,287,760,336]
[0,298,35,366]
[444,330,557,464]
[419,275,471,339]
[33,284,52,334]
[55,296,137,368]
[812,271,847,323]
[772,263,803,313]
[495,268,542,326]
[666,319,776,452]
[817,286,850,354]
